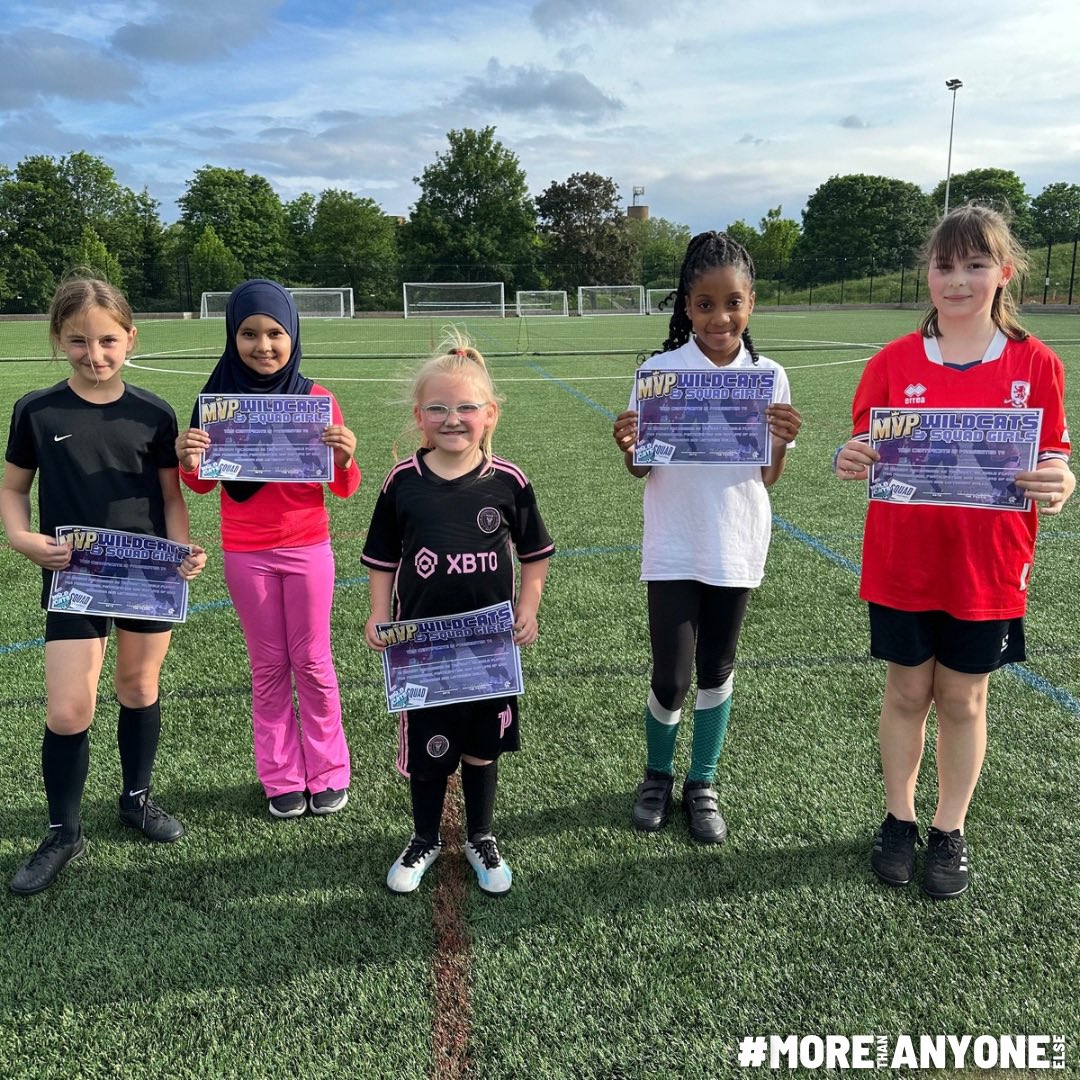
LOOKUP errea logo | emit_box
[904,383,927,404]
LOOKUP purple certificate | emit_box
[197,394,333,482]
[632,368,774,466]
[376,601,523,712]
[868,407,1042,511]
[48,527,190,622]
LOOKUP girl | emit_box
[834,205,1073,899]
[362,332,553,896]
[176,280,360,819]
[2,278,206,896]
[612,232,801,843]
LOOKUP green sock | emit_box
[687,697,732,783]
[644,705,679,775]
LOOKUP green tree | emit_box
[629,216,690,288]
[189,225,245,302]
[755,206,800,278]
[931,168,1032,237]
[399,127,537,290]
[310,190,399,310]
[284,192,317,284]
[178,167,288,279]
[1030,182,1080,241]
[70,225,124,288]
[789,174,936,285]
[724,219,760,261]
[535,171,637,293]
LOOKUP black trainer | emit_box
[10,829,86,895]
[268,791,307,819]
[681,780,727,844]
[119,789,185,842]
[870,813,921,886]
[631,769,674,832]
[922,827,970,899]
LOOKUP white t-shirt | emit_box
[630,338,793,587]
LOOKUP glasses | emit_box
[420,402,487,420]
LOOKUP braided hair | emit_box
[653,231,758,362]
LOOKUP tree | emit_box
[189,225,245,301]
[70,225,124,288]
[178,167,288,279]
[628,216,691,288]
[1030,182,1080,241]
[789,174,936,285]
[535,171,637,292]
[310,190,399,310]
[283,192,317,284]
[724,219,760,260]
[754,207,800,278]
[930,168,1032,237]
[399,127,537,290]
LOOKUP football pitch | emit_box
[0,309,1077,1079]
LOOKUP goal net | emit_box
[577,285,645,316]
[515,290,569,317]
[402,282,506,319]
[199,287,354,319]
[646,288,677,315]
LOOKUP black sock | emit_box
[409,774,448,843]
[117,700,161,798]
[461,760,498,842]
[42,727,90,842]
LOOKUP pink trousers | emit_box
[223,542,351,797]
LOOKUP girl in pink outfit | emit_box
[177,279,360,819]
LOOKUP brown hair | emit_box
[48,276,135,357]
[919,204,1029,340]
[397,328,503,467]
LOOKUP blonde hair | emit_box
[920,203,1030,341]
[48,276,135,357]
[397,328,503,466]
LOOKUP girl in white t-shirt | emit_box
[612,231,800,843]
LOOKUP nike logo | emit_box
[53,434,73,442]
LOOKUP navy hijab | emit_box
[194,279,314,502]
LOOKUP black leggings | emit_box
[647,581,751,711]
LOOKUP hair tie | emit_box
[451,348,468,356]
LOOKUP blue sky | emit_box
[2,0,1077,232]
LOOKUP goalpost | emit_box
[646,288,677,315]
[577,285,645,316]
[199,287,354,318]
[402,282,505,319]
[515,290,569,317]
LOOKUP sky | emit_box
[2,0,1078,233]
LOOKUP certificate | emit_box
[868,407,1041,511]
[48,527,191,622]
[632,368,774,466]
[197,394,333,482]
[376,601,523,712]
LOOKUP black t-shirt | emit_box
[361,450,554,620]
[6,380,179,541]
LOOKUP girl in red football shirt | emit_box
[834,205,1073,899]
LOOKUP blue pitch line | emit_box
[0,547,640,657]
[526,358,1080,718]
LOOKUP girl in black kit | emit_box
[362,331,553,896]
[1,278,206,895]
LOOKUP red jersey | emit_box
[180,384,360,551]
[852,332,1070,619]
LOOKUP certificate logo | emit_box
[477,507,501,534]
[414,547,438,579]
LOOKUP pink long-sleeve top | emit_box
[180,385,360,552]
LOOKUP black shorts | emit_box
[868,603,1025,675]
[398,696,520,779]
[45,610,174,642]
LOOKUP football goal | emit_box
[402,282,506,319]
[515,290,569,317]
[577,285,645,316]
[646,288,677,315]
[199,287,354,319]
